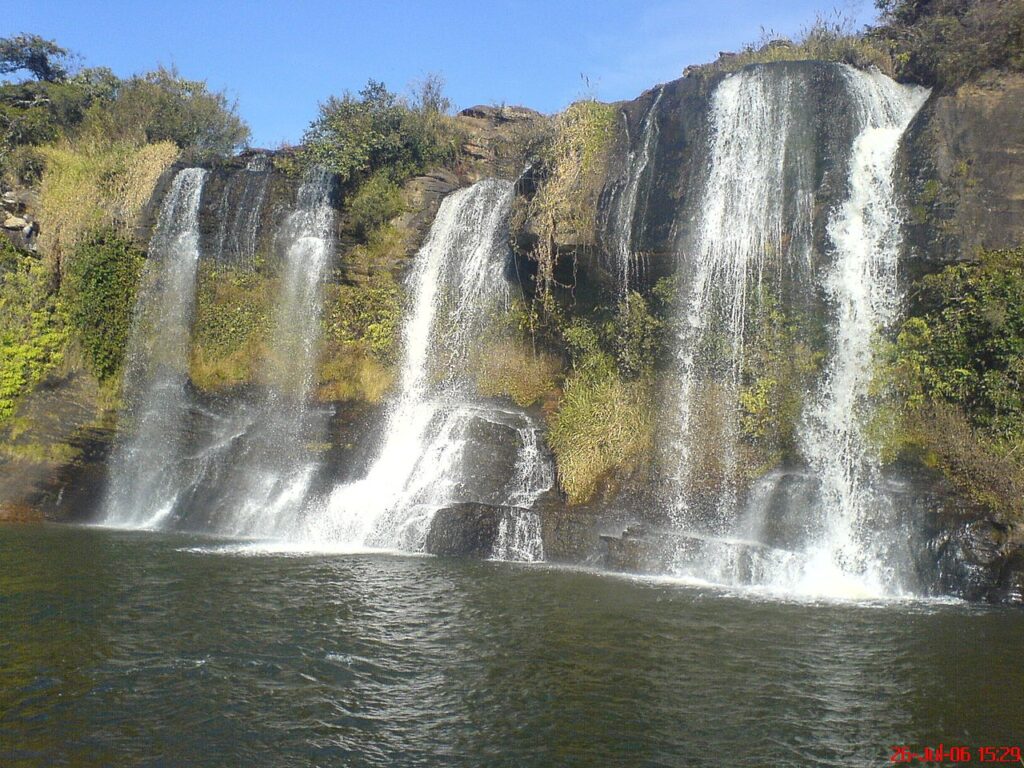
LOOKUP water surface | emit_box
[2,524,1021,767]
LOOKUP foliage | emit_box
[699,12,894,76]
[343,170,404,237]
[189,263,271,391]
[474,340,561,408]
[873,246,1024,517]
[0,238,68,422]
[302,77,461,187]
[97,66,249,158]
[871,0,1024,88]
[548,373,654,505]
[738,290,824,468]
[63,228,144,380]
[37,139,178,269]
[0,33,73,83]
[319,224,404,402]
[522,100,617,293]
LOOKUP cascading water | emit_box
[214,168,335,537]
[796,68,931,594]
[101,168,207,528]
[213,154,271,268]
[667,66,816,531]
[664,65,928,597]
[606,87,663,296]
[307,179,553,555]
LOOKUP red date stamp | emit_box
[891,745,1023,764]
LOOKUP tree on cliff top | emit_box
[302,75,459,186]
[0,34,73,83]
[101,66,250,158]
[872,0,1024,87]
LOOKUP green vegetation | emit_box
[189,263,271,391]
[319,224,404,403]
[548,373,654,505]
[63,229,144,380]
[699,13,894,75]
[302,77,461,188]
[343,170,404,237]
[738,290,824,473]
[874,246,1024,518]
[517,99,617,292]
[523,285,672,504]
[871,0,1024,88]
[0,32,250,424]
[92,66,250,159]
[0,238,68,422]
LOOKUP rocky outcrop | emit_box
[455,104,547,182]
[900,72,1024,278]
[424,502,503,557]
[0,371,114,522]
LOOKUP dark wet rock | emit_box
[0,371,115,523]
[424,502,503,557]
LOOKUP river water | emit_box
[2,523,1021,767]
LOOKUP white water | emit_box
[665,65,929,597]
[797,67,931,593]
[307,179,553,554]
[608,87,663,296]
[668,67,815,528]
[101,168,207,528]
[218,169,335,537]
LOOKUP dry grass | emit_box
[38,139,179,268]
[474,340,561,407]
[317,349,394,404]
[547,375,654,505]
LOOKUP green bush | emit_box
[548,373,653,505]
[63,228,144,380]
[302,77,461,187]
[872,0,1024,87]
[873,246,1024,518]
[344,171,404,237]
[99,65,250,158]
[0,238,68,422]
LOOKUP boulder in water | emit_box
[424,502,504,557]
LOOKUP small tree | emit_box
[0,34,72,83]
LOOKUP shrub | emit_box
[0,238,68,422]
[873,246,1024,519]
[344,171,404,237]
[302,77,461,187]
[63,228,144,380]
[102,66,249,158]
[548,373,653,505]
[871,0,1024,88]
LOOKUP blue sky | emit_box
[10,1,878,148]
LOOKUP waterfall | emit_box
[607,87,663,296]
[101,168,207,528]
[663,65,928,597]
[307,179,553,553]
[797,67,931,593]
[213,154,271,268]
[667,67,816,530]
[215,168,334,537]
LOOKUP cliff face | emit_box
[900,73,1024,279]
